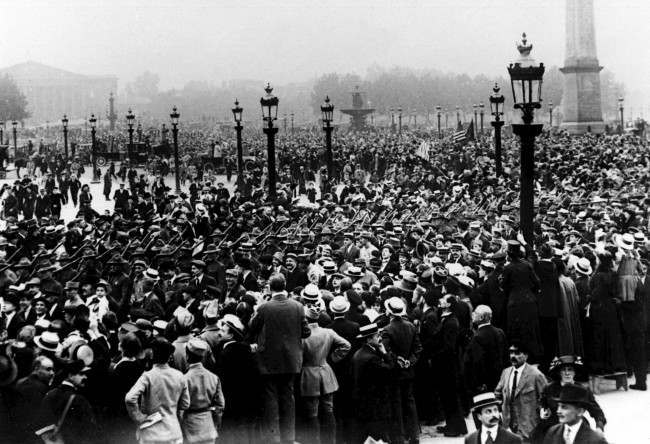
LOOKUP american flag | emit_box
[452,120,475,145]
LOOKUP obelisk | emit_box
[560,0,605,134]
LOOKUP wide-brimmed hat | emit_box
[552,383,591,408]
[384,296,406,316]
[575,258,592,276]
[395,271,418,293]
[617,233,635,250]
[222,314,245,339]
[34,331,61,353]
[329,296,351,314]
[301,284,321,302]
[471,392,501,412]
[549,355,587,381]
[345,266,364,279]
[356,322,380,339]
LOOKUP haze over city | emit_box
[2,0,648,105]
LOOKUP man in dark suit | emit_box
[465,392,522,444]
[2,292,26,339]
[328,296,360,444]
[381,296,421,443]
[190,259,218,295]
[40,360,99,444]
[351,323,395,444]
[236,257,259,292]
[542,384,608,444]
[113,182,130,213]
[340,233,360,263]
[464,305,508,395]
[248,274,310,444]
[284,253,308,293]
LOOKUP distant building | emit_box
[0,61,118,124]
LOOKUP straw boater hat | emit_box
[617,233,635,250]
[34,331,61,353]
[301,284,321,303]
[329,296,351,314]
[356,323,380,339]
[384,296,407,316]
[470,392,501,412]
[575,257,592,276]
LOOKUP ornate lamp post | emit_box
[89,114,99,183]
[390,108,395,130]
[0,121,4,145]
[170,106,181,194]
[283,113,287,133]
[62,114,69,160]
[232,99,244,189]
[321,96,335,184]
[260,83,279,200]
[456,106,461,126]
[12,121,18,154]
[290,112,294,134]
[549,101,554,127]
[479,102,485,134]
[126,109,135,161]
[508,33,545,244]
[436,105,442,138]
[473,103,478,127]
[397,107,402,134]
[618,96,624,133]
[489,83,505,177]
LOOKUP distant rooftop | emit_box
[0,61,117,81]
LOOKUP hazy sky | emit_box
[2,0,649,99]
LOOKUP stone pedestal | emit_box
[560,0,605,134]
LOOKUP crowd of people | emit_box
[0,124,648,444]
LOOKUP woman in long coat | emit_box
[103,170,112,200]
[501,241,544,362]
[556,260,584,357]
[585,252,626,374]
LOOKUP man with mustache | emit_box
[465,392,522,443]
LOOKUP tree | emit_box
[126,71,160,100]
[0,75,30,121]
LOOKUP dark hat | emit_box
[356,323,380,339]
[552,383,591,408]
[0,355,18,387]
[549,355,587,381]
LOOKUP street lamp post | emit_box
[321,96,335,185]
[126,109,135,162]
[413,109,417,127]
[0,121,4,145]
[436,105,442,138]
[390,108,395,131]
[508,33,545,245]
[456,106,460,126]
[170,106,181,194]
[548,101,553,127]
[261,83,279,200]
[62,114,69,160]
[12,121,18,155]
[473,104,478,128]
[283,113,287,133]
[479,102,485,134]
[397,107,402,134]
[618,97,624,134]
[489,83,505,177]
[232,99,244,189]
[89,114,99,183]
[290,112,294,134]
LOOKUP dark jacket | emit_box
[534,260,562,318]
[464,323,508,393]
[381,315,422,380]
[40,383,99,444]
[248,292,310,374]
[464,426,522,444]
[542,419,608,444]
[351,343,395,425]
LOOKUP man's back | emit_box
[250,293,309,374]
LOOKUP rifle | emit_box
[6,246,24,263]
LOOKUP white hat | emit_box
[384,296,406,316]
[617,233,635,251]
[575,257,592,276]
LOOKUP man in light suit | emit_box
[465,392,522,444]
[542,384,608,444]
[495,343,547,441]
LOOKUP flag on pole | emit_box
[452,120,475,145]
[416,141,431,161]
